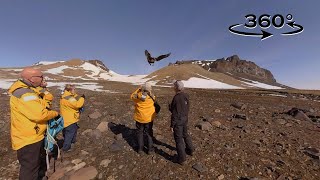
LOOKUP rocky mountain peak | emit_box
[226,55,240,63]
[86,60,109,72]
[171,55,277,84]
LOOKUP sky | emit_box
[0,0,319,89]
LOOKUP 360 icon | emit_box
[229,14,304,40]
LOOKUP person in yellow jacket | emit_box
[60,84,85,152]
[131,82,156,155]
[8,67,59,180]
[34,79,54,109]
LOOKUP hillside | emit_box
[146,64,284,89]
[171,55,286,88]
[0,58,286,91]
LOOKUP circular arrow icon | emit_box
[229,14,304,40]
[282,21,304,36]
[229,24,273,40]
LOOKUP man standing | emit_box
[8,67,59,180]
[169,80,194,165]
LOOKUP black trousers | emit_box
[136,121,154,152]
[173,124,194,163]
[17,140,46,180]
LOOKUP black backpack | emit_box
[148,94,161,114]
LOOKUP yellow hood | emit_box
[8,80,30,95]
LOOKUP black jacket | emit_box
[169,91,189,127]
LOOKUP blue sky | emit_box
[0,0,319,89]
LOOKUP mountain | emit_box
[0,57,287,90]
[171,55,279,86]
[3,59,115,81]
[146,63,285,89]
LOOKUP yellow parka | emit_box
[8,80,58,150]
[131,88,156,123]
[60,90,85,128]
[34,87,54,108]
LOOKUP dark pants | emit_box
[173,124,194,163]
[136,121,154,152]
[17,140,46,180]
[62,123,78,151]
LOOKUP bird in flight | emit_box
[145,50,171,66]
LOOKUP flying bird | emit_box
[145,50,171,65]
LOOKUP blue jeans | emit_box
[62,123,78,151]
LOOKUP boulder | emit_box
[195,121,212,131]
[100,159,111,168]
[96,121,108,132]
[232,114,248,120]
[294,111,310,121]
[69,166,98,180]
[81,129,93,136]
[91,129,102,139]
[231,102,247,110]
[192,163,208,173]
[211,121,222,128]
[89,111,102,119]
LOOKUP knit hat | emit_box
[174,80,184,91]
[142,82,152,92]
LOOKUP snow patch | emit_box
[108,70,119,76]
[195,74,211,80]
[267,94,287,98]
[1,69,23,72]
[105,75,150,85]
[45,66,72,74]
[34,61,65,66]
[47,82,114,92]
[80,62,102,75]
[182,77,242,89]
[241,80,283,89]
[0,79,16,89]
[0,79,113,92]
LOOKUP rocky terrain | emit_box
[171,55,283,87]
[0,81,319,180]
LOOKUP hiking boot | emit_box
[137,150,143,155]
[62,148,72,153]
[147,149,155,155]
[186,148,194,156]
[172,155,185,165]
[178,161,185,166]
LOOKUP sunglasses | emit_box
[32,75,44,79]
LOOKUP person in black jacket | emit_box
[169,80,194,165]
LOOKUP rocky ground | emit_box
[0,81,320,180]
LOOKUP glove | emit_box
[133,93,138,99]
[140,92,147,101]
[54,114,61,121]
[81,94,85,99]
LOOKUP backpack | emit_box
[148,94,161,114]
[44,115,64,171]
